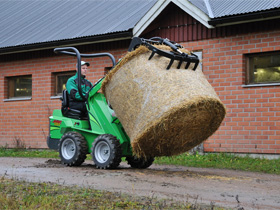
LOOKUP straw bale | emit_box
[102,45,226,158]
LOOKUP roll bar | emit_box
[54,47,116,101]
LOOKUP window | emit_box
[104,66,113,75]
[7,75,32,99]
[246,51,280,85]
[193,51,202,70]
[53,71,75,96]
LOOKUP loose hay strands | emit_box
[102,46,152,96]
[131,97,226,158]
[102,45,226,158]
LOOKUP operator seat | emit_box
[61,90,87,120]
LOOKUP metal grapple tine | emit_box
[167,58,174,70]
[177,59,183,69]
[185,62,191,69]
[193,60,199,70]
[149,51,156,60]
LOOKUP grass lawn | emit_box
[1,177,212,210]
[155,152,280,175]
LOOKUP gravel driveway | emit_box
[0,157,279,209]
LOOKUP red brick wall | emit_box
[0,43,128,149]
[181,30,280,154]
[1,32,279,154]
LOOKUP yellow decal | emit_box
[50,126,60,131]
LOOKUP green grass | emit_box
[154,152,280,174]
[0,148,59,159]
[0,178,222,210]
[0,147,279,174]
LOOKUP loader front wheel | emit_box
[59,131,88,166]
[91,134,122,169]
[126,156,154,169]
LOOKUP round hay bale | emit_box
[102,45,226,158]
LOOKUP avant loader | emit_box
[47,37,200,169]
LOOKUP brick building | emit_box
[0,0,279,155]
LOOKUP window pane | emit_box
[248,52,280,84]
[57,75,69,94]
[8,75,32,98]
[56,72,75,96]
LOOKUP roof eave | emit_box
[173,0,214,28]
[133,0,214,37]
[209,8,280,27]
[133,0,171,37]
[0,31,132,55]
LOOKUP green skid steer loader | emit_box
[47,46,154,169]
[47,37,199,170]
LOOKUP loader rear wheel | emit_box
[91,134,122,169]
[58,131,88,166]
[126,156,154,169]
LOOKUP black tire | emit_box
[58,131,88,166]
[126,156,154,169]
[91,134,122,169]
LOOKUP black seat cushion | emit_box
[61,90,86,120]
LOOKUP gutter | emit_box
[0,31,132,56]
[208,8,280,27]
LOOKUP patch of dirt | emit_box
[33,159,63,168]
[0,157,279,210]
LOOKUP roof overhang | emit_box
[0,31,132,55]
[208,8,280,27]
[173,0,214,28]
[133,0,171,37]
[133,0,214,37]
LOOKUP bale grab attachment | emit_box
[128,37,199,70]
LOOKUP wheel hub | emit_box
[94,141,110,163]
[61,138,76,160]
